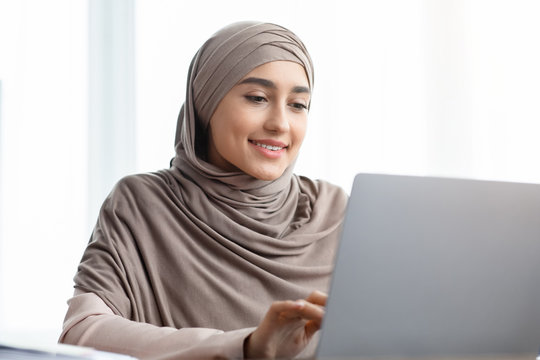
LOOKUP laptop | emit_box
[317,173,540,359]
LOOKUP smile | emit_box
[250,141,285,151]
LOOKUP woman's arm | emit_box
[60,289,325,360]
[59,289,255,360]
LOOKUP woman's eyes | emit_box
[244,95,308,111]
[290,102,308,110]
[245,95,267,103]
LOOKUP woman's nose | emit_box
[264,104,290,133]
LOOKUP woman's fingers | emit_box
[305,290,327,306]
[269,299,324,322]
[304,318,323,338]
[268,290,327,317]
[300,292,327,338]
[244,293,328,359]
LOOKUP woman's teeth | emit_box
[253,141,283,151]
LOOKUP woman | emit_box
[59,21,347,359]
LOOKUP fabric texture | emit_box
[66,21,347,358]
[60,290,254,360]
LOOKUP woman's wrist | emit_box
[243,331,273,359]
[243,333,256,359]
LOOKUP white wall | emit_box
[134,0,540,194]
[0,0,88,343]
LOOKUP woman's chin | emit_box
[247,167,287,182]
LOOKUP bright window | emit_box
[0,0,88,342]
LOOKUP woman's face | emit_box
[207,60,310,181]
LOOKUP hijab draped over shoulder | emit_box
[73,21,347,331]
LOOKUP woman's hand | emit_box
[244,290,327,359]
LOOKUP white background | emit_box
[1,0,539,344]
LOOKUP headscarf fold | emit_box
[74,21,347,341]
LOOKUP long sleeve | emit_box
[59,290,255,360]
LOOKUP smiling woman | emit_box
[59,22,347,360]
[207,61,310,180]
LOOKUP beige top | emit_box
[60,171,346,359]
[60,290,255,359]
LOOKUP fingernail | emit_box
[295,300,306,308]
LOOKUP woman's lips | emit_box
[249,140,287,158]
[249,139,287,148]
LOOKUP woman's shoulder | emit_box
[114,170,172,189]
[104,169,176,206]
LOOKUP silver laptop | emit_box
[317,173,540,358]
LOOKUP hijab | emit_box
[172,21,313,198]
[74,21,347,332]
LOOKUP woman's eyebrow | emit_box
[238,77,276,88]
[292,86,310,94]
[238,77,311,94]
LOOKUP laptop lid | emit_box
[317,173,540,358]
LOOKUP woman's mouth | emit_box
[248,140,288,158]
[250,140,285,151]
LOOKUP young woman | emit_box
[59,21,347,359]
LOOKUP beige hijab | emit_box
[74,21,347,332]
